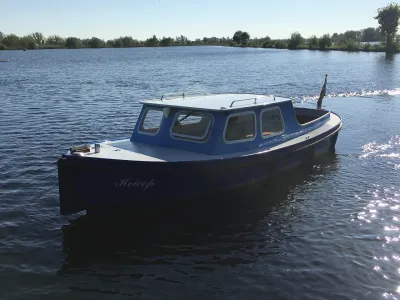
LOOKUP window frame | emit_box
[137,107,164,136]
[223,110,257,144]
[260,106,285,139]
[169,110,214,143]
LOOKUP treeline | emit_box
[0,31,233,50]
[1,28,396,51]
[256,27,400,51]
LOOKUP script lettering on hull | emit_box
[115,178,155,190]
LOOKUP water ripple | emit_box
[1,47,400,299]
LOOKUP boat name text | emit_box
[115,178,155,190]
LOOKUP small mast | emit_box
[317,74,328,109]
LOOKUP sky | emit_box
[1,0,391,40]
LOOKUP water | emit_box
[0,46,400,299]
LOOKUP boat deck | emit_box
[65,113,341,162]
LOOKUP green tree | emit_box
[232,30,242,44]
[374,2,400,53]
[2,34,19,48]
[160,36,174,46]
[331,33,339,43]
[319,34,332,50]
[122,36,137,47]
[261,36,272,48]
[47,35,65,45]
[344,30,362,42]
[0,31,4,41]
[65,37,82,49]
[240,31,250,45]
[106,40,115,47]
[362,27,378,41]
[274,40,287,49]
[308,35,318,49]
[20,35,37,49]
[175,35,188,45]
[88,37,105,48]
[28,32,44,45]
[113,38,123,47]
[145,35,159,47]
[288,31,303,49]
[345,40,360,51]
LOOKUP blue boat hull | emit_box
[58,125,341,215]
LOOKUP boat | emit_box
[57,81,342,215]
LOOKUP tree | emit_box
[362,27,378,41]
[65,37,82,49]
[374,2,400,53]
[20,36,37,49]
[2,34,19,48]
[344,30,362,42]
[319,34,332,50]
[0,31,4,41]
[288,31,303,49]
[145,35,158,47]
[122,36,137,47]
[47,35,65,45]
[160,36,174,46]
[240,31,250,46]
[261,36,272,48]
[31,32,44,44]
[331,33,339,44]
[175,35,188,45]
[88,37,105,48]
[274,40,287,49]
[232,30,242,44]
[308,35,318,49]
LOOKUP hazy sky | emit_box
[2,0,390,40]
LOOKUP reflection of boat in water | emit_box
[0,60,9,63]
[57,76,341,215]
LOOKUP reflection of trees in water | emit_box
[59,152,338,275]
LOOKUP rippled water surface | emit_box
[1,47,400,299]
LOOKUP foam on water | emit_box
[295,88,400,103]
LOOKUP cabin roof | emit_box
[139,93,291,111]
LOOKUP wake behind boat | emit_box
[57,78,341,215]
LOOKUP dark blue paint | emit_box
[58,120,340,215]
[131,100,331,155]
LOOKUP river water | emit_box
[0,46,400,299]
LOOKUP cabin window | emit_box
[224,112,256,142]
[171,111,213,142]
[138,108,163,135]
[261,107,284,137]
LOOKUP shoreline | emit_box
[0,44,399,54]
